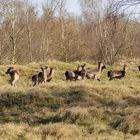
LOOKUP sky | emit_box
[30,0,81,16]
[29,0,140,20]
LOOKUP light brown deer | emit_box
[108,64,128,80]
[32,66,48,86]
[5,67,19,87]
[86,62,106,81]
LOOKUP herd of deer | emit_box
[4,62,140,87]
[5,66,55,87]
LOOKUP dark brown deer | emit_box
[86,62,106,81]
[5,67,19,87]
[65,64,85,81]
[108,64,128,80]
[65,65,81,81]
[46,67,55,82]
[32,66,48,86]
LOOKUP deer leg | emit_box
[12,79,16,87]
[97,79,101,81]
[109,77,113,81]
[94,75,98,80]
[33,81,36,86]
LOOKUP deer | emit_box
[32,66,48,86]
[86,62,106,81]
[65,64,80,81]
[46,67,55,82]
[75,64,86,80]
[65,70,76,81]
[65,64,85,81]
[86,61,101,73]
[108,64,128,80]
[5,67,19,87]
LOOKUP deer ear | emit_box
[40,67,43,69]
[82,64,86,67]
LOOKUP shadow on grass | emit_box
[0,90,87,125]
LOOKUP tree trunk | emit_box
[11,24,16,64]
[27,27,33,62]
[11,0,16,64]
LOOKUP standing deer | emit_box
[86,61,101,75]
[75,64,86,80]
[46,67,55,82]
[108,64,128,80]
[5,67,19,87]
[86,62,106,81]
[32,66,48,86]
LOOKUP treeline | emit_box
[0,0,140,65]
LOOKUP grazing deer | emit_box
[65,70,76,81]
[86,62,106,81]
[47,67,55,82]
[65,64,84,81]
[108,64,128,80]
[5,67,19,87]
[32,66,48,86]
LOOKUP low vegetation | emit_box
[0,60,140,140]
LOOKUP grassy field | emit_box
[0,60,140,140]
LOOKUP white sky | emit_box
[30,0,81,16]
[29,0,140,20]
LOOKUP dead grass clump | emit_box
[60,107,89,123]
[123,95,140,106]
[42,123,81,140]
[118,108,140,135]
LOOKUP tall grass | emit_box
[0,60,140,140]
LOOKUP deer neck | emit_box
[123,66,127,72]
[101,68,105,74]
[98,62,101,70]
[98,65,102,76]
[49,69,53,76]
[43,69,47,79]
[9,71,15,79]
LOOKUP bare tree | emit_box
[79,0,139,64]
[0,0,25,64]
[24,0,37,62]
[41,0,60,61]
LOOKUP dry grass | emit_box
[0,60,140,140]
